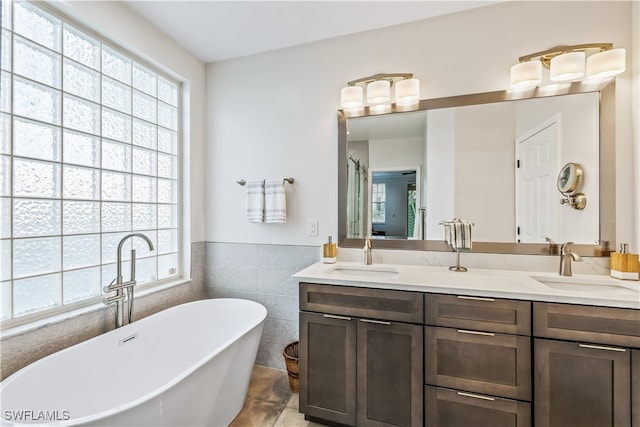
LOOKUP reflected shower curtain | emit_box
[347,157,366,238]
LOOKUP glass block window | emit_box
[0,1,181,324]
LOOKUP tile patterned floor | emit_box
[230,365,326,427]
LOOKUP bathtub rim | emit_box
[0,298,267,426]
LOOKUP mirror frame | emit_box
[338,80,616,257]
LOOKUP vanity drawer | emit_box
[425,386,531,427]
[425,326,531,401]
[300,283,423,323]
[425,294,531,335]
[533,302,640,348]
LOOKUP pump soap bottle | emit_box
[610,243,639,280]
[322,236,337,264]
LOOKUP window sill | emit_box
[0,278,192,340]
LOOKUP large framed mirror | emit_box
[338,80,615,256]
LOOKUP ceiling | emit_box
[123,1,501,63]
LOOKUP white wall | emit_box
[455,102,515,242]
[426,109,455,240]
[633,1,640,253]
[52,0,207,247]
[206,1,636,253]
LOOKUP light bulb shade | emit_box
[340,86,363,108]
[395,78,420,105]
[586,48,625,79]
[367,80,391,104]
[550,51,585,81]
[510,61,542,88]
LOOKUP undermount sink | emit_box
[530,275,640,297]
[329,265,400,278]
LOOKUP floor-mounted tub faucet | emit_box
[104,233,154,328]
[559,242,582,277]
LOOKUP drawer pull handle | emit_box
[578,343,626,352]
[361,319,392,325]
[457,392,495,401]
[323,314,352,321]
[457,329,496,337]
[457,296,496,302]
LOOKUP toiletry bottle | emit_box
[322,236,337,264]
[610,243,640,280]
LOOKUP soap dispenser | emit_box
[610,243,639,280]
[322,236,337,264]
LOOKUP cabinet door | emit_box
[299,311,356,426]
[534,338,631,427]
[425,326,531,400]
[633,349,640,427]
[425,386,531,427]
[357,319,423,427]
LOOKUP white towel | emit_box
[444,223,453,247]
[265,178,286,223]
[246,180,265,223]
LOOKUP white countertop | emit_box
[292,262,640,309]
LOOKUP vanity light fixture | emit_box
[340,73,419,109]
[511,43,625,88]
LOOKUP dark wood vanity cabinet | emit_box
[299,282,639,427]
[533,302,640,427]
[299,283,424,427]
[534,338,631,427]
[633,350,640,427]
[357,318,423,427]
[299,311,356,425]
[425,386,532,427]
[425,326,531,401]
[424,294,532,427]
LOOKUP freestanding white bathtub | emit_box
[0,298,267,426]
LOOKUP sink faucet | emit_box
[364,237,373,265]
[559,242,582,277]
[104,233,154,328]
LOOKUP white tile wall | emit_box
[205,242,319,369]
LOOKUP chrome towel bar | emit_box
[237,177,294,186]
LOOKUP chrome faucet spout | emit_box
[364,237,373,265]
[106,233,155,328]
[116,233,154,282]
[559,242,583,276]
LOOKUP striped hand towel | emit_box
[246,180,265,223]
[443,219,473,250]
[453,220,473,250]
[265,178,286,223]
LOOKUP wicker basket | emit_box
[283,341,299,393]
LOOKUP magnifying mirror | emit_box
[557,162,586,209]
